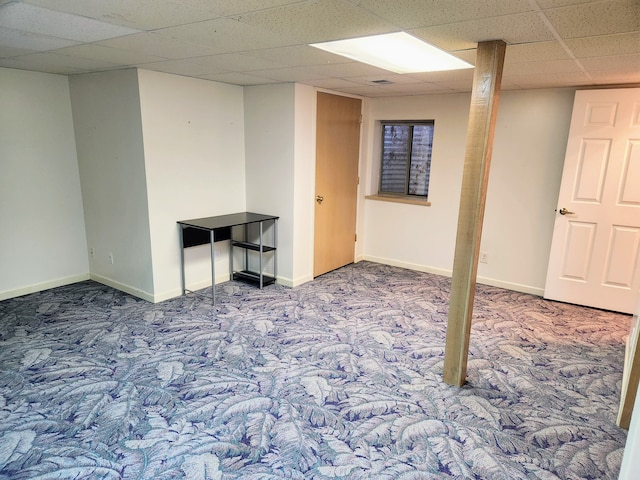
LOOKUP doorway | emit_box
[544,88,640,314]
[313,92,362,277]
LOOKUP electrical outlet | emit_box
[108,252,114,264]
[480,251,488,264]
[89,247,95,259]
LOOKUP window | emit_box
[379,121,434,198]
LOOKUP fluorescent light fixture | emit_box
[310,32,473,74]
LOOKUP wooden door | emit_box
[314,92,361,277]
[544,88,640,314]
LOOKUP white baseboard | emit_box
[146,272,306,304]
[152,273,233,303]
[361,255,543,296]
[90,273,156,302]
[362,255,452,278]
[278,273,314,288]
[0,273,91,301]
[475,276,544,297]
[0,264,543,304]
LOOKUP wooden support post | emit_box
[618,345,640,429]
[443,40,506,387]
[618,308,640,429]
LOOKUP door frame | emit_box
[544,87,640,314]
[313,90,364,277]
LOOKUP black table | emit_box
[177,212,279,304]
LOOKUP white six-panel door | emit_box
[544,88,640,314]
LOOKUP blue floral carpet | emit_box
[0,262,631,479]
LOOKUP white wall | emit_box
[138,70,247,301]
[360,88,574,294]
[1,66,575,302]
[243,83,317,287]
[0,68,89,300]
[361,93,471,276]
[291,83,316,285]
[244,83,297,286]
[69,69,154,299]
[482,89,574,292]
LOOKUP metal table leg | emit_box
[179,225,186,296]
[210,230,215,305]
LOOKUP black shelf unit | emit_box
[233,270,276,286]
[230,216,278,290]
[231,241,276,253]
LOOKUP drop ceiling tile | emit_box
[500,84,525,91]
[406,68,476,83]
[186,53,285,72]
[369,90,417,97]
[300,77,362,89]
[243,45,352,67]
[0,3,139,42]
[0,57,81,74]
[305,61,392,79]
[53,44,166,66]
[97,33,218,59]
[347,73,433,86]
[450,49,478,65]
[333,84,395,96]
[409,12,554,52]
[24,0,222,30]
[566,32,640,59]
[0,26,81,52]
[543,0,640,38]
[534,0,603,7]
[237,0,397,44]
[588,70,640,84]
[431,79,474,92]
[498,76,523,89]
[154,17,297,54]
[251,66,328,82]
[182,0,305,16]
[383,81,457,95]
[199,71,278,86]
[0,44,38,58]
[505,41,570,63]
[354,0,533,29]
[141,58,229,76]
[508,71,592,88]
[504,58,583,76]
[2,51,119,73]
[580,53,640,72]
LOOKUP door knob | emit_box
[559,207,575,215]
[316,195,324,204]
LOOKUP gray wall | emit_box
[69,69,154,299]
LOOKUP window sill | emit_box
[365,194,431,206]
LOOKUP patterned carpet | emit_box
[0,261,631,479]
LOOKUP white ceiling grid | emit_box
[0,0,637,96]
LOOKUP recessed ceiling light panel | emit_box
[311,32,473,74]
